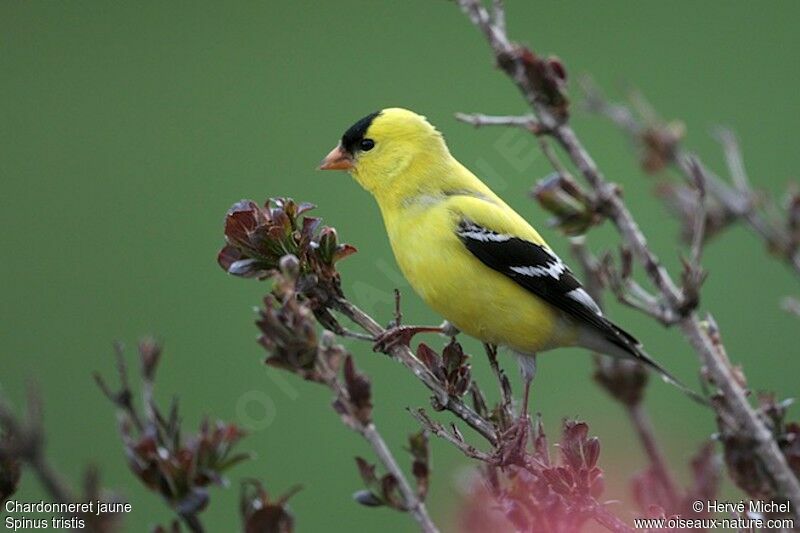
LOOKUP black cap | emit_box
[341,111,381,154]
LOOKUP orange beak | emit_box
[318,143,354,171]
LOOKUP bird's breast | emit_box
[382,204,575,353]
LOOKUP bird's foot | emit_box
[372,325,443,352]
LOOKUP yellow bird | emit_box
[319,107,698,408]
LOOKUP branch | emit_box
[96,340,252,533]
[248,251,438,531]
[362,423,432,528]
[600,250,682,327]
[0,387,75,505]
[582,79,800,279]
[0,388,124,532]
[409,408,494,463]
[332,296,498,445]
[455,112,541,131]
[627,403,680,511]
[316,347,438,533]
[482,343,513,424]
[455,0,800,518]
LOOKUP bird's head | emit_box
[319,108,448,196]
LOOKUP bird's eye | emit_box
[360,138,375,151]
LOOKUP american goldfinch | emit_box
[320,107,699,406]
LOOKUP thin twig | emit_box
[627,404,680,511]
[596,249,681,326]
[93,343,144,433]
[686,157,708,267]
[392,288,403,327]
[483,343,513,422]
[782,296,800,318]
[455,112,540,131]
[0,389,75,505]
[490,0,505,35]
[409,408,494,462]
[714,127,750,192]
[613,280,680,326]
[363,423,436,532]
[332,296,499,445]
[584,81,800,280]
[338,328,376,341]
[317,356,438,533]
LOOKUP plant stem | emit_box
[332,296,498,445]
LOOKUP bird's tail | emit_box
[581,322,709,407]
[631,346,710,407]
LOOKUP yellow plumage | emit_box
[380,173,576,354]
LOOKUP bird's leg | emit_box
[372,322,451,352]
[517,353,537,418]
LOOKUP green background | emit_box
[2,1,798,531]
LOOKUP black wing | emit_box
[457,220,710,406]
[456,219,639,354]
